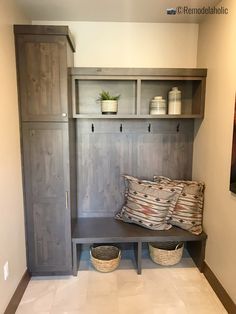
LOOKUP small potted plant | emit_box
[98,90,120,114]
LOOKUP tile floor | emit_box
[16,248,227,314]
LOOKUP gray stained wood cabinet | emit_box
[14,25,76,275]
[15,25,75,122]
[22,123,72,273]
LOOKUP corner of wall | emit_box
[0,0,31,312]
[193,0,236,304]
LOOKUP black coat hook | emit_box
[176,123,180,133]
[91,123,94,132]
[120,124,123,132]
[148,123,151,133]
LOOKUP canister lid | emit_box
[169,87,181,94]
[151,99,166,104]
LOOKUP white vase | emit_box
[168,87,181,115]
[101,100,118,114]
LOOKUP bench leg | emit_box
[134,242,142,275]
[72,242,78,276]
[187,239,206,272]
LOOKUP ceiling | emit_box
[17,0,222,23]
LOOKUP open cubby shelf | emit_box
[70,68,207,119]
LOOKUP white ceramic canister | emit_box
[101,100,118,114]
[168,87,181,115]
[150,96,166,115]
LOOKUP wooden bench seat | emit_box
[72,217,207,275]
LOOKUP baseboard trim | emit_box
[203,262,236,314]
[4,270,31,314]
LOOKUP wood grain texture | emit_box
[69,119,77,220]
[72,217,207,243]
[15,35,69,122]
[71,68,207,118]
[15,25,76,275]
[14,25,75,52]
[140,80,193,115]
[69,67,207,77]
[76,79,137,114]
[76,119,193,217]
[73,114,202,119]
[22,122,72,274]
[71,218,207,275]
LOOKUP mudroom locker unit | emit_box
[14,25,207,276]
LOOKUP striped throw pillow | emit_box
[116,176,183,230]
[153,176,205,235]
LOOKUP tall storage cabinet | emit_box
[14,25,76,275]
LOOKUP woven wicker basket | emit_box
[148,242,184,266]
[90,245,121,272]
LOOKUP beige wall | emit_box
[33,21,198,68]
[0,0,29,312]
[4,1,235,307]
[193,0,236,303]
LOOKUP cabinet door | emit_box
[16,35,68,122]
[22,123,72,274]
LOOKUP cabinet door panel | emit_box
[22,123,71,273]
[16,35,68,121]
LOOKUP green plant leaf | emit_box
[98,90,120,101]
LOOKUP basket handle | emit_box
[175,243,183,250]
[90,246,121,258]
[90,246,97,258]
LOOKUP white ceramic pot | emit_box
[101,100,118,114]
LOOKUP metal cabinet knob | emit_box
[62,112,67,117]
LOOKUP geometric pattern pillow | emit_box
[153,176,205,235]
[115,175,183,231]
